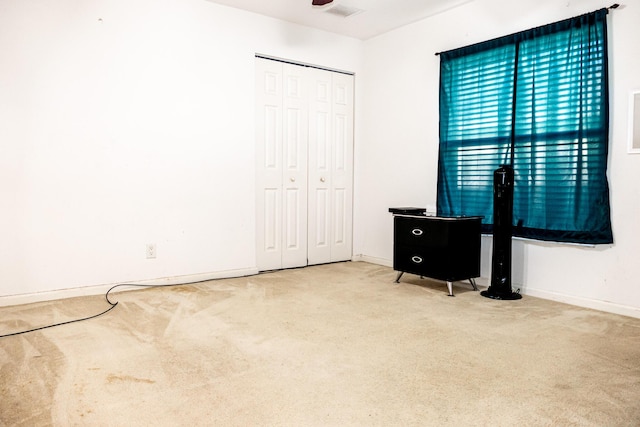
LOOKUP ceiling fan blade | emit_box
[312,0,333,6]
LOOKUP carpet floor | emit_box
[1,261,639,426]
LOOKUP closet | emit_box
[255,57,354,271]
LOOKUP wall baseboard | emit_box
[352,254,393,267]
[517,287,640,319]
[4,260,638,319]
[0,267,259,308]
[356,257,640,319]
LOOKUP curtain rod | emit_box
[434,4,620,56]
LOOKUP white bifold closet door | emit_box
[255,58,309,271]
[255,57,354,271]
[306,67,354,265]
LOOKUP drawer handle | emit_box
[411,256,423,264]
[411,228,424,236]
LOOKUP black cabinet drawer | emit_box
[394,216,448,247]
[394,245,447,279]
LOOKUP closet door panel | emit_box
[281,64,308,268]
[308,68,333,264]
[256,59,283,270]
[264,188,280,252]
[329,72,354,262]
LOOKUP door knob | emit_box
[290,177,296,182]
[320,177,326,182]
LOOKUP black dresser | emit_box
[389,208,482,296]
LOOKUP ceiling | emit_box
[205,0,476,40]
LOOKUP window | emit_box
[437,9,613,244]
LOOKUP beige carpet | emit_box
[1,261,639,426]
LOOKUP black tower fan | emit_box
[481,165,522,300]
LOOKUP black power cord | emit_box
[0,283,181,339]
[0,268,274,339]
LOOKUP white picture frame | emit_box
[628,90,640,154]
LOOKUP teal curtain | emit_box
[437,9,613,244]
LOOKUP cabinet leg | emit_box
[447,281,454,297]
[395,271,404,283]
[469,278,479,291]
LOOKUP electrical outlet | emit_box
[146,244,156,259]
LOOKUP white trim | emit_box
[518,287,640,319]
[5,260,637,319]
[255,53,354,76]
[352,254,392,267]
[466,279,639,319]
[0,268,259,307]
[482,233,606,249]
[355,257,640,319]
[628,90,640,154]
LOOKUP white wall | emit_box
[3,0,640,319]
[355,0,640,317]
[0,0,363,300]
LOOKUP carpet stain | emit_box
[106,374,156,384]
